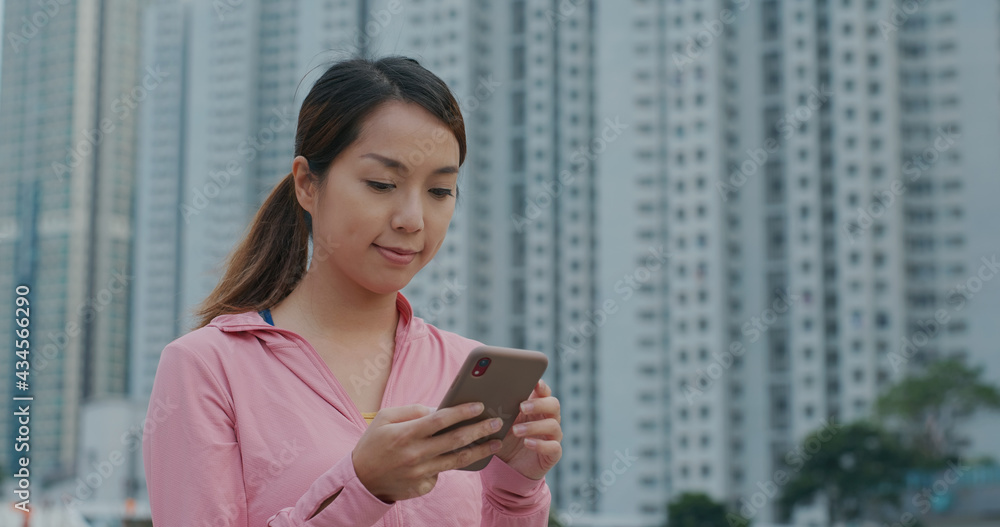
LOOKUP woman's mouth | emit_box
[373,244,418,265]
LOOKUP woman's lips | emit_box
[374,244,417,265]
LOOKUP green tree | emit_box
[667,492,749,527]
[877,357,1000,463]
[778,421,917,524]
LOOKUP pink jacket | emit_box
[142,292,551,526]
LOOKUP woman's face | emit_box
[296,101,460,295]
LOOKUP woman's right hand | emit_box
[351,402,503,503]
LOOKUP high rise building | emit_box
[0,0,151,486]
[593,0,996,525]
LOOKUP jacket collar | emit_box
[205,291,418,428]
[207,290,416,345]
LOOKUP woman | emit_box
[142,57,562,526]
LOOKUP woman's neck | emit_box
[269,266,399,348]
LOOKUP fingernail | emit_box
[521,401,534,413]
[470,402,484,414]
[524,438,538,449]
[491,418,502,431]
[491,440,502,452]
[513,424,526,436]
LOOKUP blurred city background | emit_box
[1,0,1000,526]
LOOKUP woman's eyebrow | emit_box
[360,152,458,175]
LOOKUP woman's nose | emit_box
[391,191,424,232]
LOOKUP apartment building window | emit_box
[771,339,788,371]
[767,216,785,260]
[766,171,783,204]
[764,52,781,94]
[512,137,525,171]
[762,0,780,41]
[512,44,525,80]
[511,91,525,126]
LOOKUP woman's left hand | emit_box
[495,379,562,480]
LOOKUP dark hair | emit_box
[192,56,466,330]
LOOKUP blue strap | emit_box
[258,308,274,326]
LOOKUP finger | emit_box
[426,415,502,456]
[519,396,560,420]
[528,379,552,400]
[512,418,562,441]
[378,404,434,424]
[523,438,562,462]
[415,401,485,437]
[435,439,502,473]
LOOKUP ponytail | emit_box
[191,172,310,329]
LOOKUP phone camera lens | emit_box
[478,358,490,367]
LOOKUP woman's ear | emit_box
[291,155,319,214]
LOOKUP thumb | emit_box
[377,404,433,424]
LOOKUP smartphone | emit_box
[433,345,549,471]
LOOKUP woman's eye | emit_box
[431,188,454,198]
[366,181,394,192]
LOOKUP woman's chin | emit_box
[363,275,416,296]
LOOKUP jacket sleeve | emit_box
[142,342,395,526]
[479,456,552,526]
